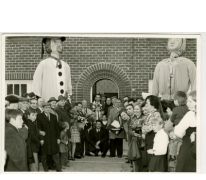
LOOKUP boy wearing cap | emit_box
[5,95,29,141]
[32,37,72,103]
[37,102,61,172]
[19,97,29,125]
[5,109,28,171]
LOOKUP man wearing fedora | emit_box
[37,102,62,172]
[48,97,58,120]
[32,37,72,103]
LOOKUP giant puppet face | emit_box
[167,38,182,52]
[167,38,186,55]
[50,39,63,55]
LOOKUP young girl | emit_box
[174,91,196,172]
[101,114,108,129]
[70,118,81,161]
[147,117,169,172]
[59,122,70,169]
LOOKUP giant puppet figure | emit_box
[32,37,72,102]
[152,38,196,100]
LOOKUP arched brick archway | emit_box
[75,62,132,103]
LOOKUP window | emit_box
[5,80,33,96]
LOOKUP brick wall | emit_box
[5,36,197,102]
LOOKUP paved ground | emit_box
[39,140,147,172]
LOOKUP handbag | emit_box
[128,138,141,160]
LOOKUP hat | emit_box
[41,36,66,58]
[48,97,58,103]
[19,97,29,102]
[42,102,51,107]
[58,95,66,101]
[5,95,20,103]
[28,92,41,100]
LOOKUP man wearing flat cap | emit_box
[37,102,61,172]
[32,37,72,103]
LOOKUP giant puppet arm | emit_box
[32,62,44,97]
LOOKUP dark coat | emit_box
[89,127,109,151]
[5,123,28,172]
[27,120,40,153]
[36,107,44,114]
[55,105,71,138]
[59,130,69,153]
[37,113,60,155]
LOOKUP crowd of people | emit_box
[4,91,196,172]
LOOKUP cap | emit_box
[58,95,66,101]
[48,97,58,103]
[5,95,20,103]
[41,36,66,58]
[19,97,29,102]
[42,102,51,107]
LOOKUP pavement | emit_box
[38,140,147,172]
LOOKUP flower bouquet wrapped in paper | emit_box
[107,120,123,135]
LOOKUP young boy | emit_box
[27,108,40,171]
[5,109,28,171]
[168,91,189,169]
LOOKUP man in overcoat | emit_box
[37,103,61,172]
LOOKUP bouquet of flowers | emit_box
[91,101,103,112]
[107,120,123,135]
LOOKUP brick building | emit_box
[5,36,197,103]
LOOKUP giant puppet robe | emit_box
[152,57,196,100]
[32,58,72,102]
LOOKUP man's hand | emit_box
[39,131,46,136]
[169,131,176,139]
[23,124,28,129]
[133,132,138,137]
[57,139,60,144]
[66,141,68,145]
[96,141,101,146]
[40,140,44,146]
[142,134,145,139]
[190,132,196,142]
[147,149,153,154]
[95,145,100,149]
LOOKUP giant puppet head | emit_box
[41,37,66,58]
[166,38,186,56]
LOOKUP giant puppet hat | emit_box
[41,36,66,58]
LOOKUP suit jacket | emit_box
[93,111,104,121]
[36,107,44,114]
[107,105,115,117]
[5,123,28,171]
[89,128,109,148]
[37,113,60,155]
[55,105,71,125]
[107,107,124,139]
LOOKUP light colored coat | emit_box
[32,58,72,102]
[107,107,124,139]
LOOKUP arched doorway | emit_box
[75,62,132,103]
[90,79,119,102]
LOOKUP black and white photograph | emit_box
[1,34,201,173]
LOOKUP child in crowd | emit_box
[27,108,40,171]
[59,122,70,169]
[101,114,108,129]
[147,117,169,172]
[70,117,81,161]
[169,91,189,162]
